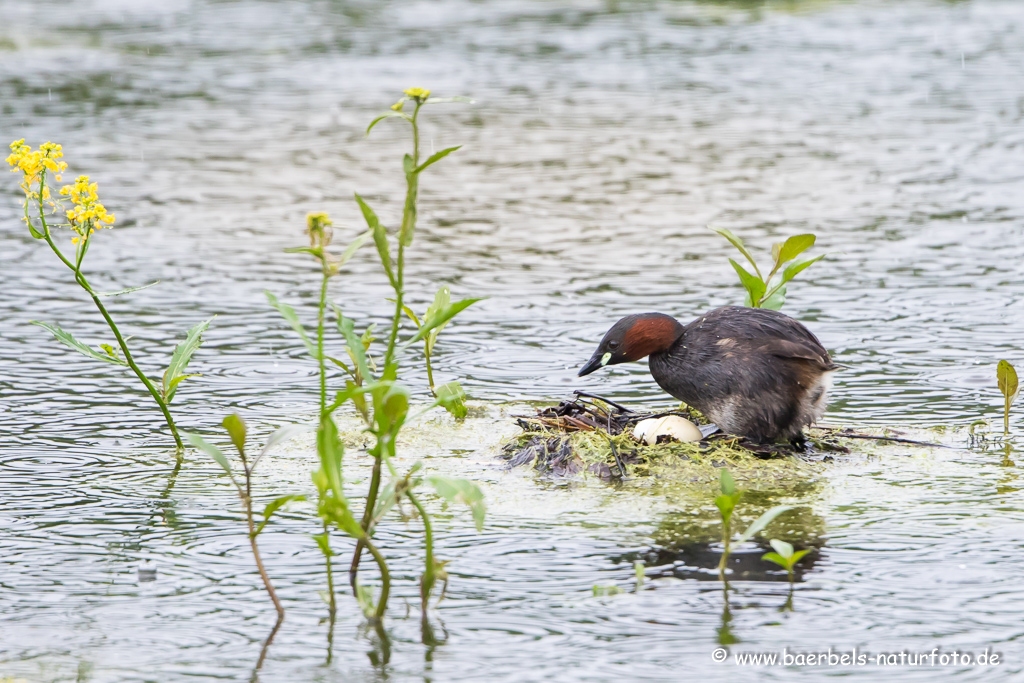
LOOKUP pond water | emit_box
[1,0,1023,680]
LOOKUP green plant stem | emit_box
[34,172,183,454]
[424,351,436,397]
[349,445,383,595]
[717,518,731,581]
[322,522,337,616]
[241,467,285,620]
[384,102,420,368]
[363,535,391,621]
[407,491,435,613]
[317,266,329,416]
[1005,399,1011,436]
[351,102,423,614]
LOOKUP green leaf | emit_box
[97,281,160,297]
[711,227,760,274]
[260,423,312,456]
[736,505,794,544]
[719,468,737,496]
[769,538,795,559]
[729,259,766,307]
[31,321,129,366]
[715,493,738,523]
[427,475,486,531]
[184,432,235,480]
[325,355,353,375]
[998,360,1019,402]
[317,415,345,498]
[423,96,474,105]
[256,494,306,536]
[407,297,482,345]
[401,305,422,328]
[27,222,44,239]
[334,309,372,382]
[366,110,410,135]
[312,532,334,558]
[354,193,396,288]
[265,291,318,359]
[761,551,788,569]
[337,229,373,268]
[355,582,376,618]
[790,549,812,565]
[436,380,468,420]
[372,480,400,521]
[781,253,826,285]
[382,384,410,425]
[777,234,816,265]
[415,146,461,174]
[403,153,415,176]
[162,317,213,402]
[221,414,247,457]
[761,283,787,311]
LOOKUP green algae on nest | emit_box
[500,395,842,487]
[503,427,825,485]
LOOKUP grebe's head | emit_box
[578,313,684,376]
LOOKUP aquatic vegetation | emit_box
[711,227,825,310]
[6,140,210,454]
[762,539,811,584]
[997,360,1019,436]
[185,415,309,620]
[268,89,484,622]
[715,469,793,581]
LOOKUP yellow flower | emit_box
[62,174,115,240]
[391,100,405,112]
[306,211,333,249]
[403,87,430,102]
[7,139,67,215]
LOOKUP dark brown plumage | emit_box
[578,306,838,443]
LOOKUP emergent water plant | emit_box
[6,140,210,454]
[715,468,793,581]
[762,539,811,584]
[711,227,825,310]
[267,87,485,623]
[997,360,1019,437]
[185,415,309,621]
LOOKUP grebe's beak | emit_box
[578,351,612,377]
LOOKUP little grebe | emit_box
[578,306,837,444]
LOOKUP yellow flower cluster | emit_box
[6,139,67,206]
[403,87,431,101]
[60,175,115,243]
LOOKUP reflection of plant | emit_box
[6,140,210,454]
[711,227,825,310]
[762,539,811,584]
[268,88,485,623]
[186,415,309,620]
[997,360,1019,437]
[715,469,793,580]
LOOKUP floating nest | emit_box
[501,391,851,482]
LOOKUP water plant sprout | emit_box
[268,87,484,624]
[997,360,1019,437]
[6,140,210,455]
[762,539,811,584]
[715,468,793,581]
[711,227,825,310]
[186,416,308,621]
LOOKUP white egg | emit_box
[632,416,703,445]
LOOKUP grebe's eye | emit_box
[608,340,620,350]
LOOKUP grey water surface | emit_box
[1,0,1023,680]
